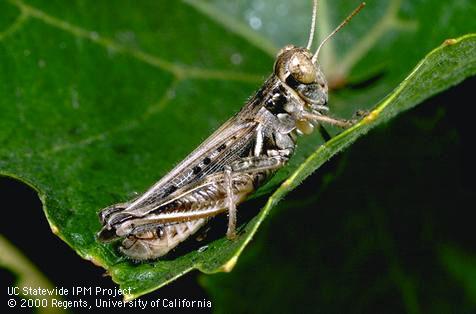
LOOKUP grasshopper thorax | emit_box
[274,45,329,112]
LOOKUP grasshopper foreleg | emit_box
[302,112,356,128]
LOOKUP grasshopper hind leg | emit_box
[98,202,131,225]
[97,202,132,242]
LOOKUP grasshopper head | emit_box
[272,1,366,114]
[274,45,328,113]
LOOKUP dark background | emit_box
[1,75,475,313]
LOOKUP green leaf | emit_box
[440,245,476,303]
[0,0,475,299]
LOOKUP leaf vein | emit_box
[34,79,182,157]
[334,0,418,80]
[182,0,277,57]
[0,7,29,41]
[8,0,263,83]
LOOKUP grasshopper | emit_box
[97,1,366,260]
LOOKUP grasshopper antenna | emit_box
[312,2,366,63]
[306,0,318,50]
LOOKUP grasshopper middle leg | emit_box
[223,153,290,239]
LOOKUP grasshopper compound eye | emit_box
[274,47,316,85]
[288,51,317,84]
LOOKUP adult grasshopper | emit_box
[97,1,366,260]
